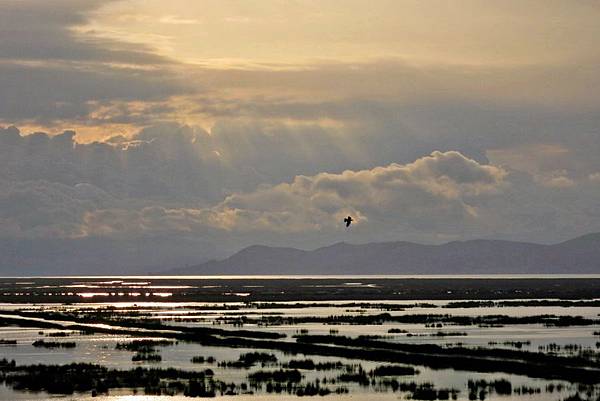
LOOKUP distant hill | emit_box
[164,233,600,275]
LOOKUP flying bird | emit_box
[344,216,353,227]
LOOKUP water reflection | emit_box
[0,277,599,400]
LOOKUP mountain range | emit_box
[164,233,600,275]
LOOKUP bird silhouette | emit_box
[343,216,353,227]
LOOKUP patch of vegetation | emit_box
[0,362,216,396]
[250,312,600,327]
[219,352,278,369]
[488,340,531,349]
[3,312,600,384]
[248,369,302,383]
[378,380,459,400]
[295,335,600,383]
[46,332,71,337]
[281,359,346,371]
[337,372,371,386]
[132,353,162,362]
[371,365,416,376]
[32,340,76,348]
[431,331,468,337]
[282,359,316,370]
[468,379,512,398]
[190,356,216,364]
[446,300,600,308]
[115,339,174,352]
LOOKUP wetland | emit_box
[0,276,599,400]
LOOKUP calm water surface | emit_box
[1,276,599,400]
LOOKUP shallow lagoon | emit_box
[1,276,599,400]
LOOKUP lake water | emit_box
[0,276,599,400]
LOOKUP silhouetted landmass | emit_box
[1,277,599,302]
[166,233,600,275]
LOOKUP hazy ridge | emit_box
[165,233,600,275]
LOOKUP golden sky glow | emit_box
[2,0,599,141]
[86,0,600,67]
[1,0,600,268]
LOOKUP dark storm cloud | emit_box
[0,122,365,205]
[0,0,168,64]
[0,63,187,122]
[0,0,186,125]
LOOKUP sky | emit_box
[1,0,600,273]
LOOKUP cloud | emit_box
[75,151,507,241]
[0,125,223,202]
[0,63,188,124]
[0,122,372,204]
[188,92,600,179]
[0,1,169,65]
[217,150,507,232]
[0,178,116,239]
[4,123,600,246]
[2,1,600,273]
[2,0,600,159]
[2,120,600,272]
[0,1,187,130]
[533,170,575,188]
[70,149,600,248]
[0,143,509,241]
[159,15,199,25]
